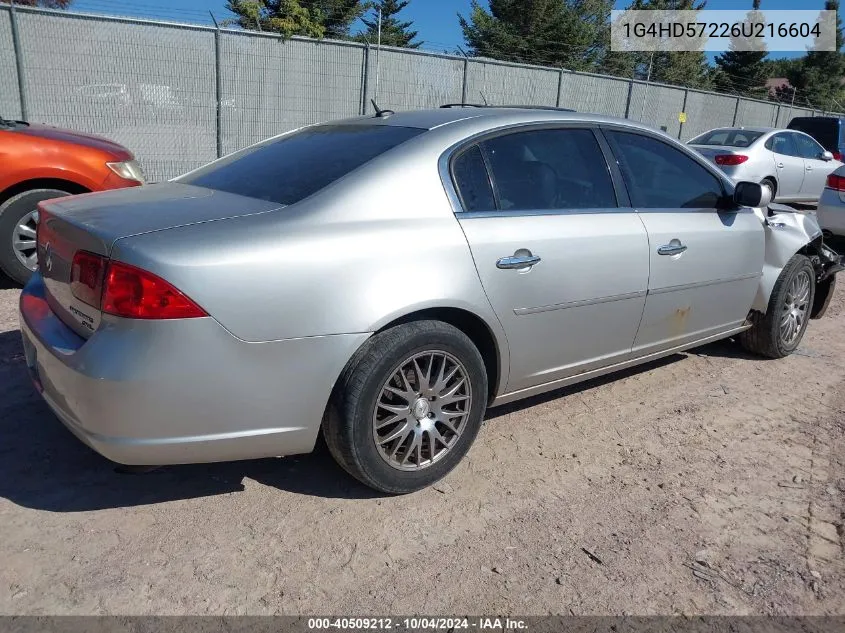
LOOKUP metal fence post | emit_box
[461,57,469,105]
[774,103,782,128]
[360,44,370,115]
[210,13,223,159]
[678,88,689,140]
[624,79,634,119]
[9,2,29,121]
[556,69,564,108]
[731,97,740,126]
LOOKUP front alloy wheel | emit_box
[12,209,39,272]
[740,254,816,359]
[0,188,72,285]
[779,269,811,346]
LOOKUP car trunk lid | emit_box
[689,145,743,162]
[36,182,283,338]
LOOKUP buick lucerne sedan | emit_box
[20,107,843,494]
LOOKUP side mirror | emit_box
[734,181,772,208]
[821,151,835,161]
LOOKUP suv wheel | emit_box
[323,320,488,494]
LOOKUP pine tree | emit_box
[714,0,768,98]
[225,0,365,39]
[622,0,712,89]
[459,0,613,72]
[357,0,421,48]
[785,0,845,111]
[302,0,366,39]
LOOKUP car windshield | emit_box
[689,129,764,147]
[179,123,425,206]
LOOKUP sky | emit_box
[68,0,832,59]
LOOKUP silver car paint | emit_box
[632,208,764,354]
[20,277,368,464]
[689,127,843,202]
[19,108,828,467]
[750,203,824,313]
[818,165,845,237]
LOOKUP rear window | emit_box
[179,124,424,205]
[788,118,840,150]
[689,129,764,147]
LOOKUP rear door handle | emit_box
[777,162,784,169]
[806,165,813,171]
[657,241,688,256]
[497,254,541,270]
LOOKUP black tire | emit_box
[760,177,777,201]
[0,189,71,285]
[739,254,815,359]
[323,320,488,494]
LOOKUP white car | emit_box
[688,127,844,203]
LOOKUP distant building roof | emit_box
[765,77,791,97]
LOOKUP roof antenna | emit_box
[371,99,395,118]
[479,92,489,106]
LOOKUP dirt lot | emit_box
[0,274,843,617]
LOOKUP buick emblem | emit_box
[44,243,53,272]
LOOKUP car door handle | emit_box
[806,165,813,171]
[497,254,541,270]
[777,162,784,169]
[657,242,688,256]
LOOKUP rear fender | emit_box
[750,204,843,317]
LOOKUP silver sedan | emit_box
[19,108,843,494]
[688,127,844,203]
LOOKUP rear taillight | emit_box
[827,174,845,192]
[715,154,749,166]
[834,152,843,161]
[102,261,207,319]
[69,253,207,320]
[70,251,106,308]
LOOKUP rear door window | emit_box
[180,124,424,205]
[766,133,799,157]
[473,128,617,211]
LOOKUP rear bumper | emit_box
[19,274,368,465]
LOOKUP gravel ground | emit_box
[0,274,843,616]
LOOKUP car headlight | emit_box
[106,160,145,184]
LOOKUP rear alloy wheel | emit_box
[0,189,72,285]
[740,254,815,359]
[323,320,488,494]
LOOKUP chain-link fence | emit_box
[1,3,841,183]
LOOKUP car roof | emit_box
[339,107,660,134]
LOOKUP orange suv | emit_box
[0,115,144,284]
